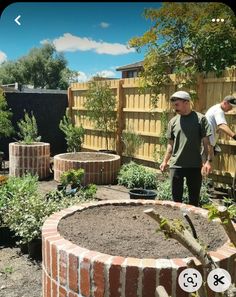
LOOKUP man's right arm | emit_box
[218,123,236,140]
[159,140,173,172]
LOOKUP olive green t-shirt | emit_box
[167,111,211,168]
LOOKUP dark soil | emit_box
[58,204,228,258]
[59,152,115,160]
[0,246,42,297]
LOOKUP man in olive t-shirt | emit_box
[160,91,213,206]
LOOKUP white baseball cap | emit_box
[224,95,236,107]
[170,91,191,101]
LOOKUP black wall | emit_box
[1,92,68,158]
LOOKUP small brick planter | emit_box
[42,200,236,297]
[9,142,50,180]
[54,152,120,185]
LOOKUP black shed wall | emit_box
[1,92,68,158]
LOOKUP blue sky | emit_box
[0,2,162,82]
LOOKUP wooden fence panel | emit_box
[69,70,236,187]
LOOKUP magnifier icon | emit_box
[187,276,194,284]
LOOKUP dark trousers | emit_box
[169,168,202,206]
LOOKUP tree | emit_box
[129,3,236,106]
[0,88,14,139]
[84,80,117,151]
[0,44,78,89]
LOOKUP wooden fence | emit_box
[68,69,236,187]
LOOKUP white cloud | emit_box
[51,33,135,55]
[96,70,116,78]
[77,71,90,82]
[0,51,7,64]
[100,22,110,28]
[77,69,117,82]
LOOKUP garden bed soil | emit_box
[58,204,228,259]
[58,152,115,160]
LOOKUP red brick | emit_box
[51,244,58,281]
[125,258,141,297]
[69,292,78,297]
[109,256,125,297]
[52,280,58,297]
[80,256,91,297]
[68,253,79,292]
[142,259,156,297]
[59,250,68,286]
[93,254,111,297]
[59,286,67,297]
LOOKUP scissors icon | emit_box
[214,274,225,286]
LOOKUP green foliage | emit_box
[60,168,85,187]
[117,161,157,189]
[84,80,117,150]
[0,173,96,244]
[129,3,236,106]
[0,88,14,139]
[59,115,85,152]
[0,44,77,89]
[156,176,211,207]
[205,200,236,222]
[122,126,144,158]
[17,110,41,144]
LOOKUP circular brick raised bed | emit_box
[54,152,120,185]
[42,200,236,297]
[9,142,50,180]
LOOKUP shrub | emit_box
[122,127,144,158]
[59,114,85,152]
[17,110,41,144]
[60,168,85,188]
[156,175,211,206]
[0,174,97,244]
[117,161,157,189]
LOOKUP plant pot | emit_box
[57,184,65,191]
[129,188,157,200]
[28,238,42,260]
[0,226,16,245]
[98,149,117,155]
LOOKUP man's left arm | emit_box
[202,136,214,176]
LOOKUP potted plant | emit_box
[117,161,158,199]
[9,110,50,180]
[84,80,117,153]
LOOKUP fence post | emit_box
[116,79,124,156]
[67,86,73,120]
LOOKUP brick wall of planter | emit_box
[9,142,50,180]
[42,200,236,297]
[54,153,120,185]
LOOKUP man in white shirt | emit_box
[205,95,236,153]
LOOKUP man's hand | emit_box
[201,161,212,177]
[160,161,169,173]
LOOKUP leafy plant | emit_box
[122,126,144,158]
[156,175,211,206]
[117,161,157,189]
[84,80,117,150]
[17,110,41,144]
[0,88,14,139]
[60,168,85,188]
[0,173,96,245]
[59,114,85,152]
